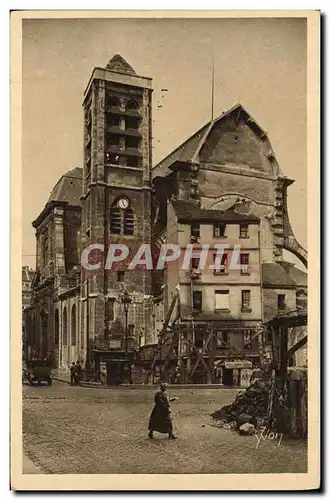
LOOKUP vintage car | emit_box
[25,359,52,386]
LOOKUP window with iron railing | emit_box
[240,253,250,274]
[213,253,228,275]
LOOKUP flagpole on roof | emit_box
[211,49,215,122]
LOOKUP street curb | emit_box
[52,376,240,389]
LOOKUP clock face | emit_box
[117,197,129,209]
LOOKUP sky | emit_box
[22,16,307,269]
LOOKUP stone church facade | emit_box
[24,54,307,383]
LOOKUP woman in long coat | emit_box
[148,383,178,439]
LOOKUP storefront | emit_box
[92,339,135,385]
[215,359,254,387]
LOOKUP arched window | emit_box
[125,99,139,112]
[63,307,67,346]
[110,200,134,236]
[54,309,59,346]
[71,304,77,346]
[107,96,121,109]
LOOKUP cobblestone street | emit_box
[23,380,307,475]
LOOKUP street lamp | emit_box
[122,290,132,355]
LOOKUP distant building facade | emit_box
[24,54,307,384]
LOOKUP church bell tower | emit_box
[80,54,153,355]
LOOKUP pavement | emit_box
[51,370,233,389]
[23,454,42,474]
[23,379,307,475]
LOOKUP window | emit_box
[241,290,251,311]
[110,200,134,236]
[126,99,139,112]
[54,310,59,346]
[191,223,200,239]
[215,290,229,310]
[278,294,286,311]
[42,233,48,267]
[62,307,67,346]
[105,153,120,165]
[71,304,77,346]
[243,330,252,349]
[217,331,229,347]
[117,271,125,282]
[107,114,120,128]
[240,224,249,238]
[240,253,250,274]
[213,253,228,275]
[214,223,226,238]
[127,156,140,168]
[106,298,115,322]
[194,330,204,349]
[126,136,140,149]
[124,208,134,235]
[192,291,202,311]
[110,206,121,234]
[191,257,200,270]
[126,115,140,130]
[107,134,120,147]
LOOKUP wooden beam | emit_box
[285,335,307,360]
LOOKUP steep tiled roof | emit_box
[48,167,83,207]
[282,261,308,287]
[106,54,136,75]
[170,199,260,223]
[262,263,296,288]
[152,103,274,178]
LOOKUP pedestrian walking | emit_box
[70,362,76,386]
[75,361,82,385]
[148,382,178,440]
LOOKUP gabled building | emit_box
[25,54,308,385]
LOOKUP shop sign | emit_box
[225,359,252,369]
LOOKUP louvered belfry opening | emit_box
[110,206,122,234]
[104,91,142,168]
[110,201,134,236]
[124,208,134,235]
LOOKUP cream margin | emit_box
[10,9,320,491]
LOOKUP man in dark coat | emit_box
[148,383,178,439]
[75,361,82,385]
[70,362,76,386]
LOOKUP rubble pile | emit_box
[210,381,269,433]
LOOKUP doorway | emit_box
[223,368,234,386]
[106,362,124,385]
